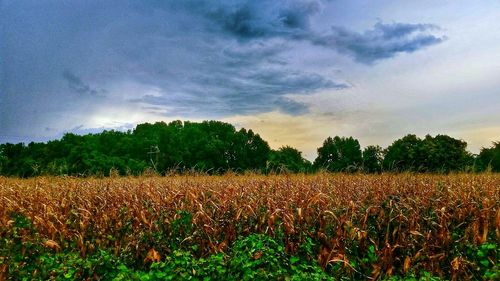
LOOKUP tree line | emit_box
[0,120,499,177]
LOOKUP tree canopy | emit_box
[383,134,473,172]
[314,136,362,172]
[267,146,312,173]
[0,121,270,177]
[475,142,500,172]
[0,120,497,177]
[362,145,384,173]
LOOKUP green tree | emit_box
[0,145,7,174]
[362,145,384,173]
[314,136,362,172]
[235,129,271,172]
[1,121,488,176]
[476,142,500,172]
[0,143,31,177]
[383,134,425,172]
[384,134,472,172]
[267,146,312,173]
[422,134,472,172]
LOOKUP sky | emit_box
[1,0,500,160]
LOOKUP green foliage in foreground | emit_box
[2,212,500,280]
[114,234,332,281]
[5,234,331,280]
[11,246,495,281]
[6,235,467,281]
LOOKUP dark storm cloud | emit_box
[193,0,320,39]
[0,0,445,142]
[132,67,346,117]
[275,97,309,115]
[374,22,438,39]
[312,22,445,63]
[62,70,103,96]
[174,1,445,63]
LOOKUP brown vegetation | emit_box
[1,173,499,278]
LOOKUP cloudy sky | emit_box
[1,1,500,159]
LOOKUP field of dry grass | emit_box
[1,173,499,279]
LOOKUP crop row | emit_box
[1,174,499,279]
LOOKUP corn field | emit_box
[1,174,499,280]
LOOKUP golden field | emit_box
[1,174,499,280]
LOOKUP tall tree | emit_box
[314,136,362,172]
[476,142,500,172]
[422,134,472,172]
[384,134,472,172]
[267,146,312,173]
[236,129,271,171]
[362,145,384,173]
[383,134,425,171]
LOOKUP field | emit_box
[1,174,499,280]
